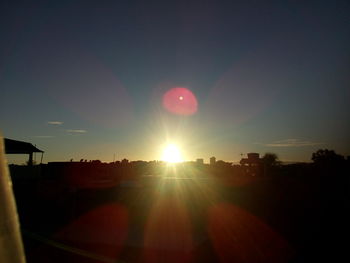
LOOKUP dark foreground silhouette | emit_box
[9,150,350,263]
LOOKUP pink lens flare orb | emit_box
[162,87,198,115]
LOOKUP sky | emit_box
[1,0,349,164]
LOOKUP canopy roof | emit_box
[4,138,43,154]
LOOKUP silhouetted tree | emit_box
[121,158,129,165]
[311,149,344,166]
[261,153,280,167]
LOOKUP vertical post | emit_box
[28,153,33,166]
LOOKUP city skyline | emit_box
[4,136,339,165]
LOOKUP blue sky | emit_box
[1,0,349,163]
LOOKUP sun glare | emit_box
[161,144,183,163]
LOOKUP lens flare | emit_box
[208,203,293,262]
[142,198,194,263]
[53,203,128,261]
[162,87,198,115]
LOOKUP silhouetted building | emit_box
[240,153,263,176]
[240,153,261,165]
[210,156,216,165]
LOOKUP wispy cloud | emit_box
[33,135,54,138]
[66,129,87,134]
[261,139,324,147]
[48,121,63,125]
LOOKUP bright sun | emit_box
[161,144,183,163]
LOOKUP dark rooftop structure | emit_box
[4,138,44,165]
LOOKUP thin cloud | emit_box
[48,121,63,125]
[262,139,324,147]
[33,135,54,138]
[66,129,87,134]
